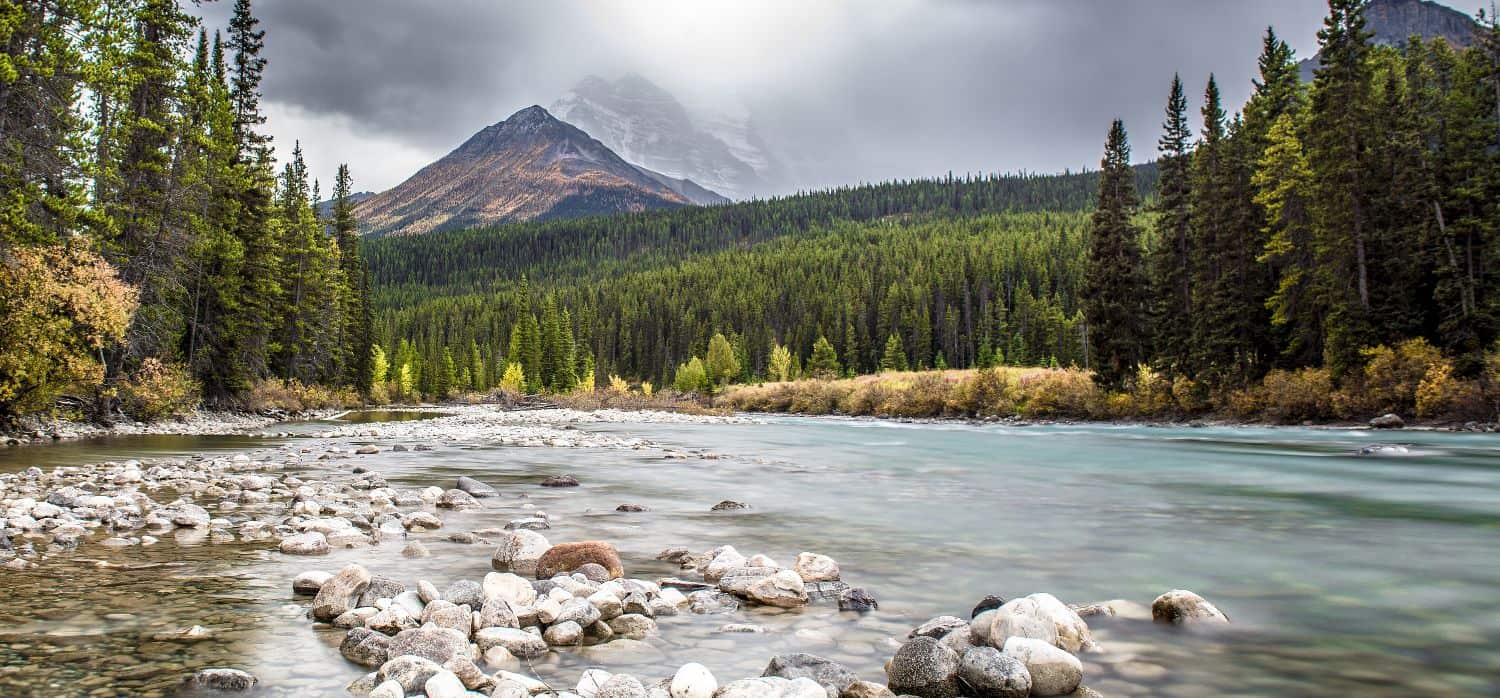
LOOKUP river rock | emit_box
[359,576,408,608]
[794,552,840,582]
[404,512,443,531]
[456,476,499,497]
[958,646,1031,698]
[763,653,857,697]
[544,620,584,645]
[582,619,616,645]
[717,677,824,698]
[492,529,550,574]
[687,590,738,614]
[437,488,480,509]
[671,662,717,698]
[886,636,961,698]
[442,655,489,691]
[483,572,538,607]
[597,674,648,698]
[999,637,1080,696]
[578,669,614,698]
[702,547,748,582]
[589,589,625,620]
[369,679,404,698]
[191,668,257,691]
[377,655,444,695]
[1370,413,1405,429]
[279,531,329,555]
[1151,589,1229,625]
[387,625,471,665]
[477,598,519,629]
[313,564,373,622]
[985,596,1066,650]
[843,681,895,698]
[710,500,748,511]
[839,588,879,612]
[972,595,1006,618]
[536,540,624,579]
[746,570,809,607]
[366,605,419,635]
[421,600,473,635]
[541,474,580,487]
[421,669,466,698]
[293,570,333,595]
[475,627,549,659]
[607,613,657,639]
[491,678,531,698]
[443,579,484,608]
[911,616,968,640]
[556,597,603,627]
[616,504,648,512]
[719,566,780,596]
[341,627,394,668]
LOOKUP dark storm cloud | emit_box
[195,0,1488,192]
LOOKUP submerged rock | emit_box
[456,476,498,497]
[839,588,879,612]
[541,474,580,487]
[1151,589,1229,625]
[710,500,748,511]
[190,668,258,691]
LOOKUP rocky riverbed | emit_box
[1,408,1493,696]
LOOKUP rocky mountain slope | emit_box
[550,74,780,200]
[352,106,725,237]
[1299,0,1480,80]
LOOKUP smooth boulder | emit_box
[535,541,624,580]
[386,626,471,665]
[1000,637,1081,697]
[885,636,961,698]
[456,476,499,497]
[1151,589,1229,625]
[491,529,551,574]
[763,653,856,697]
[958,646,1031,698]
[670,662,717,698]
[312,564,372,622]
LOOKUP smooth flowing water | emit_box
[1,415,1497,697]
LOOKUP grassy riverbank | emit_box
[714,360,1500,427]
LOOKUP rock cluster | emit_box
[879,589,1229,697]
[665,545,865,611]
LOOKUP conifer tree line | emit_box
[1084,0,1500,401]
[1,0,371,420]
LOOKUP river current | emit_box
[0,414,1495,696]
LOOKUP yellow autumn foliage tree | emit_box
[0,244,137,417]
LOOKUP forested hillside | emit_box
[368,1,1500,423]
[365,169,1157,396]
[1,0,370,422]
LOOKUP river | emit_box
[0,413,1496,696]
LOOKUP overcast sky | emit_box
[195,0,1489,195]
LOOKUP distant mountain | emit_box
[352,106,726,237]
[1299,0,1480,80]
[550,74,780,200]
[314,190,375,219]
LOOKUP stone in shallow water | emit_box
[341,627,392,668]
[793,552,840,582]
[540,474,580,487]
[710,500,747,511]
[839,587,879,612]
[456,476,498,497]
[1151,589,1229,625]
[387,625,471,665]
[278,531,328,555]
[311,564,371,622]
[671,662,717,698]
[358,576,407,608]
[190,668,257,691]
[292,570,332,595]
[762,653,857,697]
[972,594,1007,618]
[535,540,624,579]
[491,530,550,574]
[376,655,443,695]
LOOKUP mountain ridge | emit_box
[352,106,725,237]
[1298,0,1480,80]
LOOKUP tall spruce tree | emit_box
[1149,74,1194,374]
[1306,0,1376,376]
[1083,120,1149,388]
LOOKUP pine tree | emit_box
[768,342,793,382]
[332,164,371,393]
[226,0,268,156]
[1149,74,1194,373]
[1256,112,1323,367]
[880,333,909,372]
[807,335,841,378]
[1082,120,1149,388]
[1306,0,1376,376]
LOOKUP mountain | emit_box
[550,74,780,200]
[352,106,725,237]
[314,190,375,219]
[1299,0,1480,80]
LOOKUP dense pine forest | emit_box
[1,0,370,423]
[369,0,1500,422]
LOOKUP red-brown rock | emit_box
[535,541,624,580]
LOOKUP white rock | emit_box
[1001,637,1082,697]
[793,552,840,582]
[422,669,466,698]
[484,572,538,607]
[702,547,747,582]
[670,662,717,698]
[578,668,614,698]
